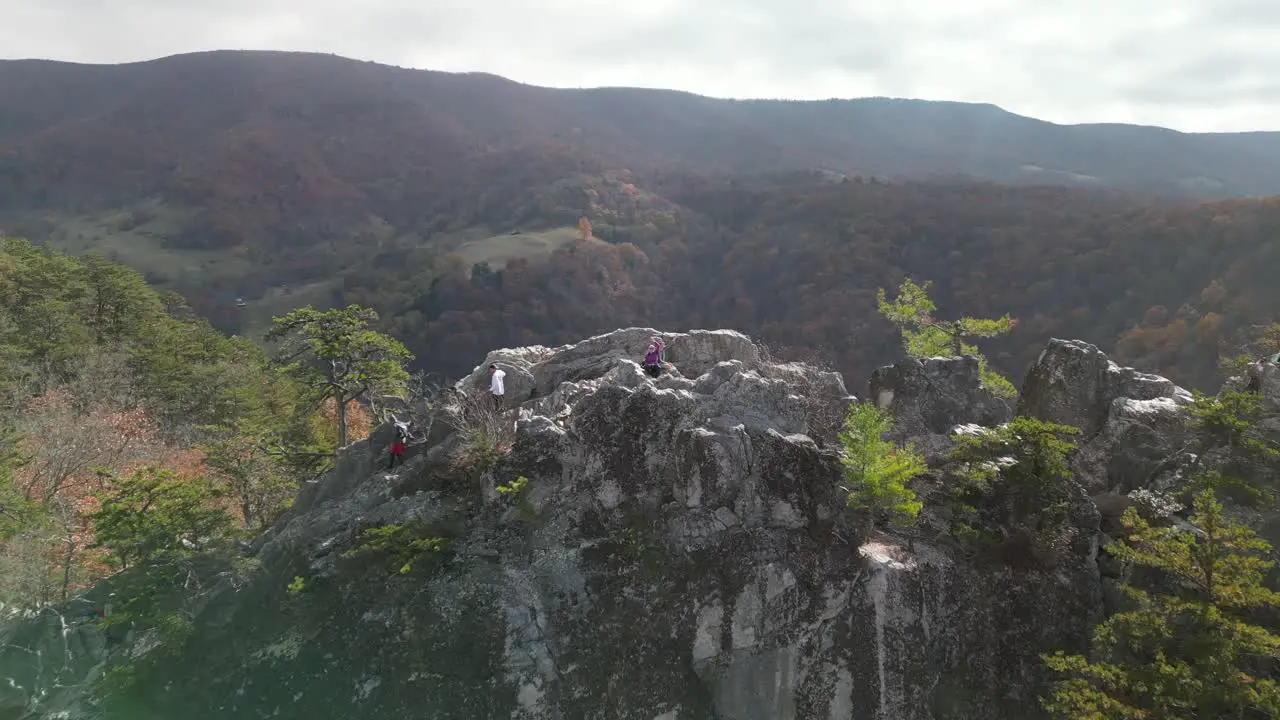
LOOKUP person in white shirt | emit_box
[489,363,506,411]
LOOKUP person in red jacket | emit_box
[388,439,406,469]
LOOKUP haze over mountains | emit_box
[2,49,1280,394]
[4,50,1280,202]
[11,41,1280,720]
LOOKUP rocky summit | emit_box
[0,328,1248,720]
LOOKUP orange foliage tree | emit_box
[318,397,372,446]
[5,387,212,603]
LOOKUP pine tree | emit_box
[267,305,413,447]
[1043,487,1280,719]
[945,417,1081,564]
[877,277,1018,397]
[838,402,926,537]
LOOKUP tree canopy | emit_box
[878,277,1017,397]
[266,305,413,447]
[838,401,925,537]
[0,237,332,606]
[1043,379,1280,718]
[1043,488,1280,719]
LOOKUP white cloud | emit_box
[3,0,1280,131]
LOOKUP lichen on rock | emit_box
[4,328,1193,720]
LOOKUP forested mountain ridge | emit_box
[6,50,1280,204]
[345,178,1280,393]
[7,48,1280,720]
[3,49,1280,395]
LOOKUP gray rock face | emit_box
[461,328,763,406]
[1231,359,1280,412]
[0,603,116,718]
[868,355,1012,463]
[1,330,1104,720]
[1017,339,1191,437]
[1018,339,1194,492]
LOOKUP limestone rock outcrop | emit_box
[2,330,1141,720]
[1228,358,1280,414]
[1017,339,1194,492]
[868,355,1012,462]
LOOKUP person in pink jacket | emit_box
[642,337,665,378]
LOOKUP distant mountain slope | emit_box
[343,178,1280,394]
[4,50,1280,394]
[3,49,1280,208]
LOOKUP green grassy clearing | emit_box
[451,227,589,271]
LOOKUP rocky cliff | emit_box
[0,329,1244,720]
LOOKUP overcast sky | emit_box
[5,0,1279,132]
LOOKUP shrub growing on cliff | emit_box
[1042,487,1280,718]
[877,277,1017,398]
[1139,389,1280,515]
[1185,390,1280,504]
[838,402,925,537]
[946,417,1081,565]
[446,388,515,481]
[1190,390,1275,460]
[342,522,448,575]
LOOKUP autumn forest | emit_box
[6,46,1280,719]
[3,50,1280,398]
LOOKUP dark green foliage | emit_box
[0,236,331,607]
[197,358,331,529]
[1189,390,1275,461]
[1044,384,1280,718]
[1043,489,1280,719]
[0,238,94,372]
[946,417,1082,565]
[0,237,319,434]
[266,305,413,447]
[1179,390,1280,506]
[0,422,32,541]
[1192,390,1280,464]
[81,252,164,344]
[198,425,298,531]
[463,428,503,474]
[87,467,234,569]
[341,522,449,575]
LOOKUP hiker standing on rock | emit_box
[642,336,666,378]
[386,417,410,468]
[387,440,405,468]
[489,363,506,410]
[1246,354,1279,393]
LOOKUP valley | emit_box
[3,49,1279,390]
[5,47,1280,720]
